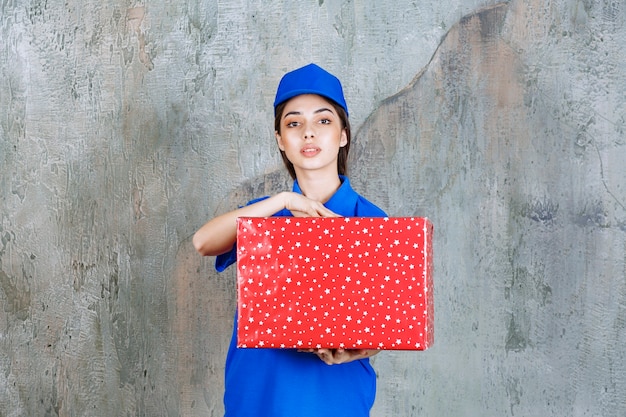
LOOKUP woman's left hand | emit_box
[299,348,380,365]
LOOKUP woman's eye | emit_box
[319,118,331,124]
[286,121,299,128]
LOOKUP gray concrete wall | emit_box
[1,0,625,416]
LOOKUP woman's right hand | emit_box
[193,191,340,256]
[281,192,340,218]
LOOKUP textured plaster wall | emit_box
[1,0,625,416]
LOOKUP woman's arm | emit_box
[193,191,339,256]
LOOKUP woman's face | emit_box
[275,94,348,179]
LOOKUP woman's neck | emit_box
[296,171,342,203]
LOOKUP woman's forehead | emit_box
[282,94,336,114]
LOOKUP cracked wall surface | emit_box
[1,0,625,416]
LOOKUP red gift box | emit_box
[236,217,433,350]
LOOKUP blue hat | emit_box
[274,63,348,116]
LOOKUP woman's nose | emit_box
[304,124,315,139]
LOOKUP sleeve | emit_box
[214,195,271,272]
[354,196,388,218]
[215,246,237,272]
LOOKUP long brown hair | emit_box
[274,99,351,180]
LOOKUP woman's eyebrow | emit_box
[314,107,334,114]
[283,110,302,118]
[283,107,334,119]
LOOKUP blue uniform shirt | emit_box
[216,176,386,417]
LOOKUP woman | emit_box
[194,63,386,417]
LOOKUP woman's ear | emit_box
[275,131,285,151]
[339,128,348,147]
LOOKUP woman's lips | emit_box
[301,146,321,157]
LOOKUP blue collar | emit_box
[292,175,359,214]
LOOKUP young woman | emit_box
[194,63,387,417]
